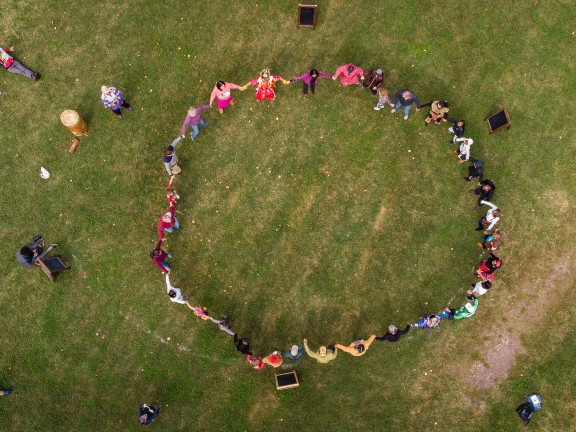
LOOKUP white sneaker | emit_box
[390,108,397,113]
[404,115,409,120]
[374,106,382,111]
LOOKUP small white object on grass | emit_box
[40,167,50,179]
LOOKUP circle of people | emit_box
[100,63,503,371]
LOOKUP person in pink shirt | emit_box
[242,68,290,101]
[332,63,364,86]
[180,105,210,141]
[157,204,179,241]
[209,80,244,114]
[290,69,331,94]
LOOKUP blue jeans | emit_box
[395,101,411,117]
[164,218,180,233]
[190,118,207,140]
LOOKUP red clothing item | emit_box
[157,204,176,240]
[151,239,169,274]
[0,48,14,69]
[247,355,264,370]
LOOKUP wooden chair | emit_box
[37,256,70,282]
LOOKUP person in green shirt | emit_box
[452,295,479,320]
[303,339,338,364]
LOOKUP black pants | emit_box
[303,80,316,94]
[111,101,131,116]
[468,166,481,179]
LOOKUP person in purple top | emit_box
[100,86,132,119]
[180,104,210,141]
[290,69,331,95]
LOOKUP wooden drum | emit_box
[60,110,88,136]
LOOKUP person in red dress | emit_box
[242,68,290,101]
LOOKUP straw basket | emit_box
[60,110,88,136]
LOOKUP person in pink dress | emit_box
[242,68,290,101]
[209,80,244,114]
[332,63,364,86]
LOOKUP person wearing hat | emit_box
[332,63,365,86]
[181,104,210,141]
[375,324,411,343]
[362,68,384,95]
[390,89,421,120]
[138,403,161,425]
[303,339,338,364]
[0,46,39,80]
[262,351,284,368]
[336,335,376,357]
[282,344,305,361]
[290,68,332,95]
[421,100,450,126]
[100,85,132,119]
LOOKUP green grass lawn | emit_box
[1,1,575,431]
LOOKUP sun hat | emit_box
[101,85,110,93]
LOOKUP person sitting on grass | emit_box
[332,63,365,86]
[336,335,376,357]
[303,339,338,364]
[376,324,411,342]
[262,351,284,368]
[476,253,502,283]
[282,344,306,361]
[290,68,332,95]
[467,280,492,297]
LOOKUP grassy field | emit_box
[0,1,575,431]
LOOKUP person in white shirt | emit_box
[165,274,186,304]
[454,137,473,162]
[476,200,501,231]
[467,280,492,296]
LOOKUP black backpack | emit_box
[517,402,534,423]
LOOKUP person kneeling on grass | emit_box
[336,335,376,357]
[376,324,410,342]
[303,339,338,364]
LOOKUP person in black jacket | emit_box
[234,334,252,355]
[139,403,161,425]
[470,179,496,210]
[465,158,484,182]
[447,118,465,143]
[376,325,410,342]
